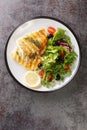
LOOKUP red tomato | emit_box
[39,69,44,77]
[47,26,56,34]
[64,64,70,70]
[48,73,53,81]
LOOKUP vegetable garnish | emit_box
[37,27,77,87]
[47,26,56,34]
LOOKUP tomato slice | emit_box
[47,26,56,34]
[64,64,70,70]
[48,73,53,81]
[39,69,44,77]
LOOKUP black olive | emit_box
[56,74,60,80]
[56,56,62,63]
[47,34,53,39]
[53,41,58,46]
[38,63,42,68]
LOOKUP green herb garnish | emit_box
[25,37,40,47]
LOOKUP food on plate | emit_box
[23,71,41,88]
[37,27,77,87]
[11,26,77,88]
[11,28,47,70]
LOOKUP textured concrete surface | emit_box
[0,0,87,130]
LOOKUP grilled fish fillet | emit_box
[11,28,47,70]
[11,48,41,70]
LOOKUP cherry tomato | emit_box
[48,73,53,81]
[64,64,70,70]
[39,69,44,77]
[47,26,56,34]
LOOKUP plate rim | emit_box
[4,16,81,93]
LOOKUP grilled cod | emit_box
[11,28,47,70]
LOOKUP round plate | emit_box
[5,16,80,92]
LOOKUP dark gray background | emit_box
[0,0,87,130]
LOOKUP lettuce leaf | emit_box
[63,34,72,45]
[42,52,59,63]
[64,50,77,65]
[53,28,65,41]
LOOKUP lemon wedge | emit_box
[23,71,41,89]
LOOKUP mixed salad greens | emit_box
[38,27,77,87]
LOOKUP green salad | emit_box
[38,27,77,87]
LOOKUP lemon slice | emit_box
[23,71,41,89]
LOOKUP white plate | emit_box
[5,17,80,92]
